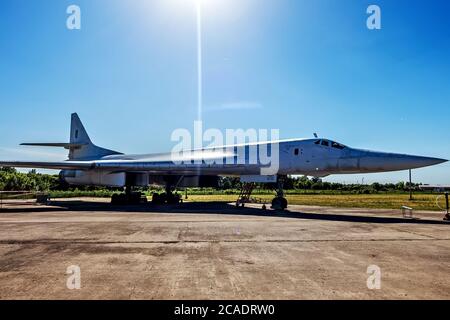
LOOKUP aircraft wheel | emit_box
[271,197,288,210]
[167,193,181,204]
[152,193,162,204]
[129,192,141,204]
[281,197,288,209]
[111,194,120,205]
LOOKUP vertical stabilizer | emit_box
[70,113,92,145]
[68,113,122,160]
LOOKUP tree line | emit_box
[0,168,60,191]
[219,176,420,194]
[0,167,421,194]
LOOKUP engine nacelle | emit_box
[60,171,219,188]
[177,176,220,188]
[148,175,220,188]
[60,170,126,187]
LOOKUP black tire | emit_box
[271,197,281,209]
[167,193,180,204]
[152,193,160,204]
[129,192,139,204]
[280,197,288,209]
[271,197,288,210]
[111,194,119,205]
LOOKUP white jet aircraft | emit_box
[0,113,446,209]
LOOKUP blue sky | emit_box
[0,0,449,184]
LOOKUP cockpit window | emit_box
[315,139,345,149]
[331,141,345,150]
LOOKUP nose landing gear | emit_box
[271,196,288,210]
[271,176,288,210]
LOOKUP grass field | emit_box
[5,189,446,212]
[187,193,448,211]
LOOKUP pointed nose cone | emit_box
[354,150,447,173]
[401,155,448,168]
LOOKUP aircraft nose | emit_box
[355,150,448,172]
[403,155,448,168]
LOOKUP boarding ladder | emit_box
[236,183,268,209]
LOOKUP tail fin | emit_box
[70,113,92,145]
[68,113,122,160]
[21,113,122,160]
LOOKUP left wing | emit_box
[0,161,95,170]
[0,149,258,174]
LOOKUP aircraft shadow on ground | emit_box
[0,200,449,226]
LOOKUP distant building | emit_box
[419,185,450,192]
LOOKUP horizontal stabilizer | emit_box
[21,143,87,150]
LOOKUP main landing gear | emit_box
[271,176,288,210]
[151,184,182,205]
[111,185,147,205]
